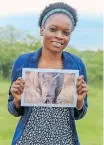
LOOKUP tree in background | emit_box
[0,25,41,79]
[0,25,103,88]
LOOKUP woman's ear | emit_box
[40,26,44,36]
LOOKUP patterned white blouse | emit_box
[16,73,74,145]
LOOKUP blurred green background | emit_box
[0,26,103,145]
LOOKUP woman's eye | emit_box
[63,31,70,36]
[50,28,56,32]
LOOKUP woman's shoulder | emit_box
[16,52,35,62]
[15,48,42,65]
[12,52,35,73]
[63,51,84,65]
[63,51,87,77]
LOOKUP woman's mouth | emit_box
[52,41,63,48]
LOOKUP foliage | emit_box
[65,47,103,88]
[0,26,103,88]
[0,25,41,79]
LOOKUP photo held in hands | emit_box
[21,68,79,107]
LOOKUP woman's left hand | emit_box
[76,75,88,109]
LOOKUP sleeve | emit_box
[74,60,88,120]
[8,56,24,117]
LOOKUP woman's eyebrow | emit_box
[49,24,57,27]
[49,24,70,30]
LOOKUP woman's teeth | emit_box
[53,42,62,47]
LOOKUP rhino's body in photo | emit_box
[24,71,64,104]
[57,73,75,104]
[24,71,75,105]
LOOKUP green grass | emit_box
[76,86,103,145]
[0,81,103,145]
[0,81,19,145]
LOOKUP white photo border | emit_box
[21,68,79,107]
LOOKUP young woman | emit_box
[8,2,88,145]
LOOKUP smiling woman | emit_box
[8,2,88,145]
[40,13,72,53]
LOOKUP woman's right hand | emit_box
[10,77,25,108]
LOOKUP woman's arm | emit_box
[8,57,24,117]
[74,96,88,120]
[74,60,88,120]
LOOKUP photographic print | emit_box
[21,68,79,107]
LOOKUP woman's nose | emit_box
[55,31,63,39]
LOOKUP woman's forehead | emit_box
[45,13,72,29]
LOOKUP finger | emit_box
[81,83,88,88]
[12,81,24,92]
[11,88,18,93]
[80,87,88,92]
[11,88,21,95]
[17,77,25,84]
[77,85,83,92]
[12,84,23,93]
[76,79,84,87]
[77,75,84,81]
[77,80,87,90]
[82,79,86,83]
[79,88,88,94]
[15,81,25,89]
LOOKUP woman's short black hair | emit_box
[38,2,78,30]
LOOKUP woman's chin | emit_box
[50,46,64,53]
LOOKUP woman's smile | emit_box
[51,41,63,48]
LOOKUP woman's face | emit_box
[40,13,73,53]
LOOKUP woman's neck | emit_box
[38,48,63,69]
[41,48,62,62]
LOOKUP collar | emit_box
[30,47,72,69]
[31,47,42,63]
